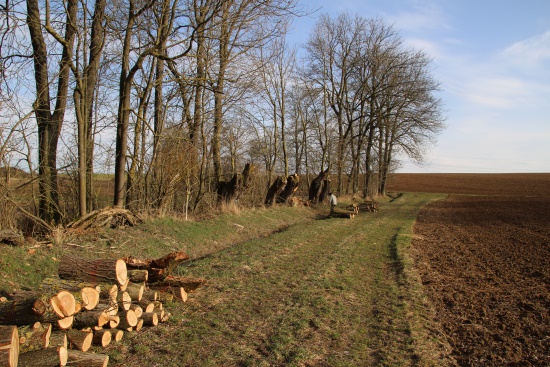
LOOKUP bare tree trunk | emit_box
[26,0,77,224]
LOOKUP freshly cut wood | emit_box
[56,316,74,330]
[107,315,120,329]
[119,279,129,292]
[0,325,19,367]
[116,291,132,311]
[50,290,76,317]
[49,331,68,349]
[18,346,67,367]
[58,255,128,287]
[134,319,144,332]
[127,269,148,283]
[160,312,171,323]
[67,329,93,352]
[124,251,189,282]
[150,286,187,303]
[66,206,141,230]
[39,278,100,311]
[142,289,157,301]
[140,312,158,327]
[125,282,144,301]
[2,291,66,325]
[72,310,109,329]
[117,310,138,329]
[151,275,205,292]
[18,322,51,353]
[128,305,143,318]
[94,304,118,317]
[92,329,111,347]
[113,329,123,342]
[67,349,109,367]
[98,284,118,304]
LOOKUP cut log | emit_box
[124,251,189,282]
[134,318,144,332]
[117,291,132,311]
[17,346,67,367]
[107,315,120,329]
[142,289,157,301]
[66,349,109,367]
[0,293,69,327]
[150,286,187,303]
[39,278,100,311]
[127,269,148,283]
[50,290,76,317]
[49,331,67,349]
[98,284,118,304]
[117,310,138,329]
[92,329,111,347]
[72,310,109,329]
[18,322,51,353]
[160,312,171,323]
[58,255,128,287]
[94,304,118,317]
[56,316,74,330]
[125,282,144,302]
[113,329,123,342]
[67,329,93,352]
[0,325,19,367]
[151,275,205,292]
[140,312,158,327]
[128,305,143,319]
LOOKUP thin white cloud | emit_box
[502,31,550,69]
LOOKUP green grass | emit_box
[1,193,455,366]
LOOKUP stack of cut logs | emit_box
[0,251,204,367]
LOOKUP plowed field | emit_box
[388,173,550,366]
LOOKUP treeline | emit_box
[0,0,444,228]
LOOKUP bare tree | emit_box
[26,0,78,223]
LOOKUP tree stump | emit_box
[265,176,287,206]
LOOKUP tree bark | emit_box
[58,256,128,286]
[67,329,93,352]
[265,176,286,206]
[18,322,51,353]
[17,346,67,367]
[72,310,109,329]
[26,0,77,224]
[66,349,109,367]
[92,329,111,347]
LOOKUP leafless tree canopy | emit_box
[0,2,444,228]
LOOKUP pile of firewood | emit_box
[0,251,204,367]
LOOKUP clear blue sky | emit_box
[288,0,550,173]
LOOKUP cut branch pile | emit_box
[0,251,205,366]
[66,207,142,230]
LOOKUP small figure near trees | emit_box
[328,191,337,215]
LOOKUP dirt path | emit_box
[411,195,550,366]
[110,193,449,367]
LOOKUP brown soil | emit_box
[389,174,550,366]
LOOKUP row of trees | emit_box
[0,0,444,227]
